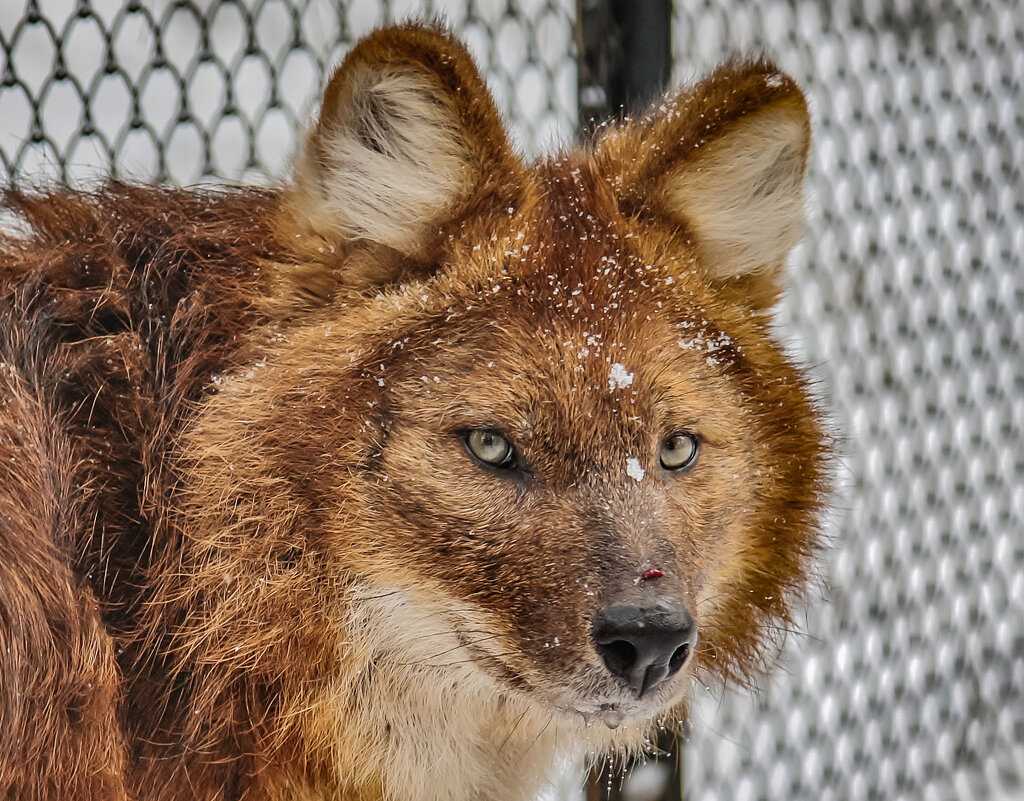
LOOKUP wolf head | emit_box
[183,23,829,742]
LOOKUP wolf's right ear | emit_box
[286,24,522,266]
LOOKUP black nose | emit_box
[592,601,695,697]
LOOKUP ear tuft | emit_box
[302,66,472,256]
[599,58,811,293]
[288,24,521,261]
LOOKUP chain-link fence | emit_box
[0,0,576,184]
[2,2,1022,801]
[672,3,1024,801]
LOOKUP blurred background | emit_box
[1,1,1021,800]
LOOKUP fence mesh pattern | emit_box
[672,2,1024,801]
[0,0,576,185]
[2,3,1023,801]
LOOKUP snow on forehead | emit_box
[454,158,735,370]
[492,181,671,323]
[491,231,667,329]
[608,362,634,390]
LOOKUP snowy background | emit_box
[2,2,1022,801]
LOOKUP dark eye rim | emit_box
[660,431,700,472]
[460,427,517,470]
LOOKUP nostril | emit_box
[596,639,637,676]
[668,642,690,675]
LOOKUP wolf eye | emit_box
[464,429,515,468]
[660,432,699,472]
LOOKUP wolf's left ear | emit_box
[288,23,522,263]
[597,59,811,308]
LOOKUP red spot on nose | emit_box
[640,568,665,581]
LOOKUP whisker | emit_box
[351,590,403,602]
[498,708,530,754]
[519,711,555,760]
[392,627,493,645]
[393,635,501,667]
[698,621,819,643]
[412,651,520,669]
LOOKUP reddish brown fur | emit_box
[0,23,830,801]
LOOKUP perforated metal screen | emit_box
[2,3,1022,801]
[0,0,576,184]
[672,2,1024,800]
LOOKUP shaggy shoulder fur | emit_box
[0,185,281,798]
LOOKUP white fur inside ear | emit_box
[296,68,473,255]
[664,104,808,279]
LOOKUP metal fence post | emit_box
[576,3,681,800]
[577,0,671,129]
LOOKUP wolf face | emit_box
[169,22,829,755]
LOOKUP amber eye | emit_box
[660,432,699,471]
[465,429,515,468]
